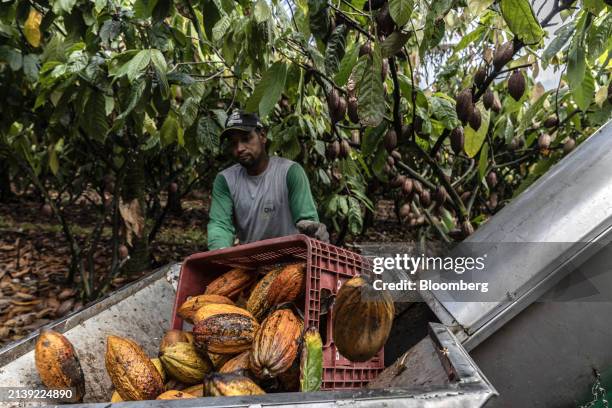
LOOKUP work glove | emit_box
[296,220,330,243]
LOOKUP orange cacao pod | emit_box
[193,303,259,354]
[247,263,306,321]
[178,294,234,324]
[205,268,257,300]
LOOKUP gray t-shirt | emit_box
[220,156,299,244]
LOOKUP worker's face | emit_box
[227,129,267,168]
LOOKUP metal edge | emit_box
[0,263,180,366]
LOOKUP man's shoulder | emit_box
[271,156,298,170]
[219,163,242,178]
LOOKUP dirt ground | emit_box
[0,193,411,347]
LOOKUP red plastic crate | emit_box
[171,234,384,390]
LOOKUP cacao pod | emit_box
[391,150,402,161]
[178,294,234,324]
[336,96,347,122]
[384,129,397,152]
[247,263,306,321]
[543,116,559,128]
[491,93,502,113]
[160,330,193,353]
[105,335,164,401]
[159,342,213,384]
[299,327,323,392]
[193,303,260,354]
[486,171,498,188]
[351,129,361,145]
[387,155,395,167]
[339,139,351,158]
[483,89,495,110]
[390,174,406,188]
[111,391,123,402]
[41,204,53,217]
[381,59,389,80]
[450,127,464,154]
[412,179,423,195]
[376,3,394,36]
[220,351,251,374]
[182,384,204,397]
[204,372,265,396]
[208,351,235,369]
[333,276,394,362]
[327,140,340,160]
[456,89,474,124]
[250,309,303,379]
[327,89,344,123]
[468,107,482,131]
[508,70,525,101]
[563,138,576,153]
[462,220,474,237]
[474,67,487,87]
[434,186,447,206]
[156,390,196,400]
[118,245,129,259]
[35,330,85,402]
[488,192,498,210]
[493,41,514,70]
[347,96,359,123]
[399,203,411,220]
[402,178,413,195]
[420,190,431,207]
[359,42,372,57]
[205,268,257,300]
[461,191,471,204]
[150,358,166,382]
[538,133,551,152]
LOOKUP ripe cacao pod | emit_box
[412,179,423,196]
[450,127,464,154]
[41,204,53,217]
[386,155,395,167]
[111,391,123,402]
[563,138,576,153]
[336,96,348,122]
[347,96,359,123]
[160,330,193,353]
[483,89,495,110]
[508,70,525,101]
[456,89,474,124]
[333,276,394,362]
[327,140,340,160]
[538,133,552,151]
[474,67,487,87]
[105,335,164,401]
[493,41,514,70]
[204,372,265,396]
[150,358,166,382]
[193,303,260,354]
[220,351,251,374]
[250,309,303,379]
[327,89,344,124]
[159,342,213,384]
[181,384,204,397]
[208,351,235,369]
[391,150,402,161]
[402,178,414,195]
[543,116,559,128]
[178,294,234,324]
[384,129,397,152]
[156,390,196,400]
[205,268,257,300]
[390,175,406,188]
[299,327,323,392]
[247,263,306,321]
[35,330,85,402]
[461,220,474,237]
[420,190,431,207]
[468,107,482,131]
[339,139,351,158]
[434,186,447,206]
[399,203,411,219]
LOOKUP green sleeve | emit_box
[287,163,319,223]
[207,174,235,250]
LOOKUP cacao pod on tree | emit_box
[493,41,514,70]
[508,70,526,101]
[456,89,474,124]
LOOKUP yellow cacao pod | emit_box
[150,358,166,382]
[111,391,123,402]
[181,384,204,397]
[208,351,235,369]
[105,335,164,401]
[178,294,234,324]
[193,303,259,354]
[156,390,196,400]
[247,263,305,321]
[34,329,85,402]
[159,329,193,354]
[205,268,257,300]
[250,308,303,379]
[204,372,265,397]
[159,342,213,384]
[332,276,394,362]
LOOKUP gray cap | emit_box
[220,110,263,142]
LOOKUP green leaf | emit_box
[347,196,363,235]
[500,0,544,45]
[160,111,182,146]
[541,22,575,68]
[362,121,386,156]
[114,50,151,82]
[197,116,221,154]
[254,0,271,23]
[117,79,146,120]
[0,46,23,71]
[429,95,459,129]
[134,0,158,19]
[571,66,595,111]
[324,25,347,75]
[372,143,389,181]
[389,0,413,27]
[381,32,409,58]
[338,196,349,216]
[464,102,490,158]
[478,143,489,181]
[22,54,39,82]
[81,91,109,141]
[308,0,330,43]
[48,148,59,175]
[467,0,494,16]
[246,61,288,118]
[212,15,231,42]
[455,26,485,53]
[357,52,385,127]
[513,157,554,197]
[53,0,77,14]
[335,43,359,86]
[150,49,169,99]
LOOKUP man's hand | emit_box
[296,220,330,242]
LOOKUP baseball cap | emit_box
[220,110,263,142]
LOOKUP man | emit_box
[207,110,329,250]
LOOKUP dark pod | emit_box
[456,89,474,124]
[450,127,465,154]
[468,108,482,131]
[508,70,525,101]
[493,41,514,71]
[384,129,397,152]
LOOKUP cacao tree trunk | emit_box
[167,185,183,215]
[0,161,13,202]
[121,152,150,275]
